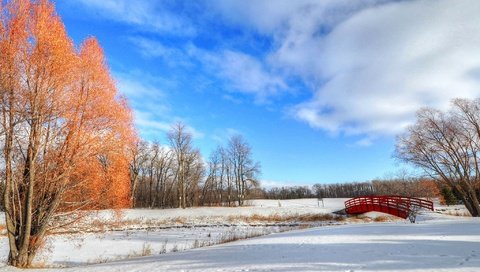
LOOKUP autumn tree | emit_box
[0,0,135,267]
[396,98,480,216]
[66,38,134,209]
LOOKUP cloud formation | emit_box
[77,0,480,139]
[115,71,204,140]
[194,48,289,102]
[75,0,196,36]
[213,0,480,136]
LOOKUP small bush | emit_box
[141,243,152,256]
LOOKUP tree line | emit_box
[261,178,444,201]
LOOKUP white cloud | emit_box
[128,37,174,59]
[134,111,204,140]
[74,0,195,36]
[125,37,288,102]
[114,71,173,121]
[134,111,171,132]
[210,0,385,36]
[115,71,204,140]
[188,46,289,102]
[79,0,480,140]
[217,51,288,101]
[128,37,194,68]
[180,121,205,140]
[116,71,165,102]
[291,0,480,136]
[212,0,480,137]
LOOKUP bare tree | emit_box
[183,149,204,207]
[131,127,205,209]
[133,141,176,208]
[396,98,480,216]
[128,140,149,207]
[227,135,261,206]
[168,122,194,209]
[202,147,221,206]
[203,146,226,206]
[201,136,261,207]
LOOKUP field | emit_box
[0,199,478,271]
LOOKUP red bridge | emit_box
[344,196,434,220]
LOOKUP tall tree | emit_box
[227,135,261,206]
[128,140,149,207]
[396,98,480,216]
[0,0,135,267]
[168,122,193,209]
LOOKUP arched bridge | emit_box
[344,196,434,220]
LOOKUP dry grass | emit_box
[46,210,346,236]
[28,262,49,268]
[227,213,344,224]
[444,210,471,217]
[174,217,187,224]
[141,243,153,256]
[374,215,392,222]
[345,214,403,223]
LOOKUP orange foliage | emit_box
[1,0,137,266]
[417,178,441,200]
[1,0,136,211]
[63,38,136,209]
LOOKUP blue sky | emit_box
[53,0,480,186]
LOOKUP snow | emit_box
[1,199,479,271]
[117,198,348,222]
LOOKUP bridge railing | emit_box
[344,195,434,215]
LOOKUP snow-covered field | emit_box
[1,198,479,271]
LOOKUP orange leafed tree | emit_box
[64,38,135,210]
[0,0,135,267]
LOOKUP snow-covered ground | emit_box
[1,198,478,271]
[73,215,479,272]
[0,199,347,268]
[116,198,348,224]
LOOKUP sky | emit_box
[53,0,480,186]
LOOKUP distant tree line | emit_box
[262,186,315,199]
[261,177,452,202]
[130,122,261,209]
